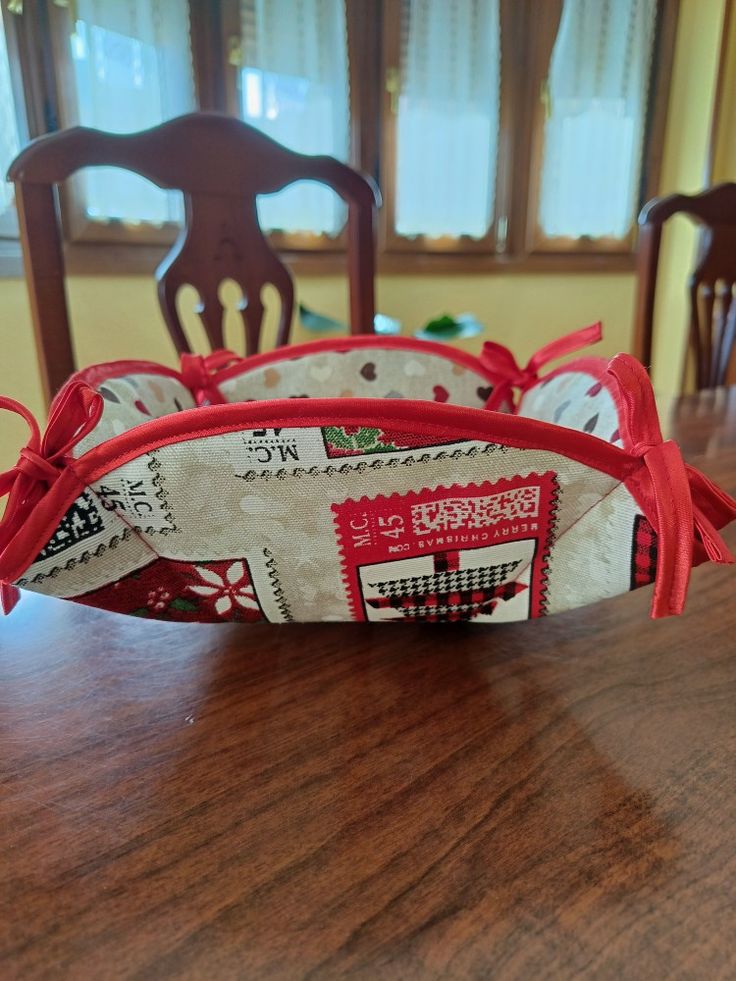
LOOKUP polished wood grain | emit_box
[634,183,736,389]
[8,114,380,404]
[1,389,736,980]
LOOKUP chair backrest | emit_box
[634,183,736,390]
[8,113,380,405]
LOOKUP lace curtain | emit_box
[538,0,657,239]
[395,0,501,239]
[0,18,20,223]
[239,0,350,236]
[70,0,195,224]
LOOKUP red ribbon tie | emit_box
[607,354,735,618]
[180,349,242,406]
[0,383,103,614]
[479,322,603,411]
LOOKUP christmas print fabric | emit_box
[1,332,734,624]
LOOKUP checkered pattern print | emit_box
[630,514,658,590]
[366,551,525,622]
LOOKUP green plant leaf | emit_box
[421,314,458,336]
[415,312,484,341]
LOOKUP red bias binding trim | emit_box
[606,354,735,617]
[208,333,506,386]
[685,464,736,537]
[0,395,641,592]
[1,349,734,620]
[55,360,185,405]
[1,579,19,614]
[479,322,603,410]
[0,383,103,612]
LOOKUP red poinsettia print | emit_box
[74,557,267,623]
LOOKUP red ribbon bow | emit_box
[607,355,735,618]
[180,349,243,406]
[0,382,103,614]
[480,322,603,410]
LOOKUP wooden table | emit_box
[2,389,735,979]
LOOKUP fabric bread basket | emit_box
[1,323,734,624]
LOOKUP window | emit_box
[234,0,351,236]
[380,0,671,261]
[68,0,195,225]
[50,0,196,238]
[0,7,25,238]
[2,0,677,271]
[393,0,501,241]
[531,0,659,249]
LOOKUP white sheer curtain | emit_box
[395,0,500,240]
[0,17,20,222]
[538,0,657,240]
[239,0,350,236]
[70,0,195,224]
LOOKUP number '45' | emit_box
[378,515,404,539]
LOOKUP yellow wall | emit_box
[649,0,728,395]
[0,0,729,472]
[0,271,636,470]
[712,1,736,183]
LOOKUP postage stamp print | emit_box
[332,473,559,622]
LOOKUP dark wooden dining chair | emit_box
[633,183,736,390]
[7,112,380,405]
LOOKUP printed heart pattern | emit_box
[263,368,281,388]
[360,362,377,381]
[477,385,493,403]
[433,385,449,403]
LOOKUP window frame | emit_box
[378,0,515,258]
[43,0,202,250]
[522,0,679,257]
[217,0,372,255]
[378,0,679,264]
[1,0,679,277]
[0,2,31,241]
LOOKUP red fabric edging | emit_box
[480,322,603,410]
[205,333,505,387]
[0,384,102,610]
[58,360,185,401]
[0,395,637,589]
[1,342,735,620]
[606,355,734,617]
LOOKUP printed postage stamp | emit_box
[332,472,559,622]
